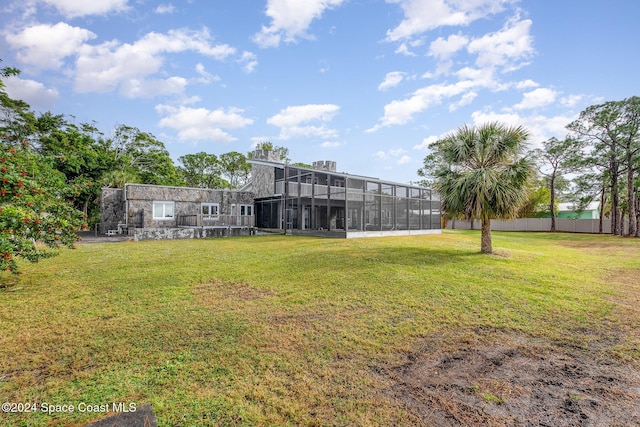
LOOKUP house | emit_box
[100,149,442,240]
[556,202,600,219]
[248,149,441,238]
[100,184,254,241]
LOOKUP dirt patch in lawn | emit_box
[384,333,640,426]
[557,239,638,251]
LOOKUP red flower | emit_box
[1,167,6,173]
[17,182,24,188]
[1,189,5,196]
[21,171,27,177]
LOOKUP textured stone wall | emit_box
[100,188,125,234]
[133,227,253,241]
[124,184,253,228]
[250,150,283,199]
[312,160,337,172]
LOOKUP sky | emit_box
[1,0,639,185]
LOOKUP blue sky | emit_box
[1,0,638,184]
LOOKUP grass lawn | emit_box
[1,230,639,426]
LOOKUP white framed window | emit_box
[153,201,174,219]
[201,203,219,217]
[240,205,253,216]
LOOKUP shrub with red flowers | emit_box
[0,141,84,274]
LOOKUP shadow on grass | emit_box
[288,244,485,272]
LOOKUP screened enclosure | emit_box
[253,163,441,237]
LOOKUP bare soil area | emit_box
[385,333,640,426]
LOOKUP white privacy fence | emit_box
[447,218,612,234]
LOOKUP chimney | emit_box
[312,160,337,172]
[252,149,283,163]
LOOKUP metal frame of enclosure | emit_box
[252,162,441,238]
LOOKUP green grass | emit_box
[1,230,639,426]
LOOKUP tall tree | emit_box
[102,124,182,187]
[424,122,534,254]
[531,137,583,231]
[219,151,250,189]
[567,97,640,236]
[178,152,228,188]
[1,64,84,274]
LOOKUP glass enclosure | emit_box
[254,165,441,234]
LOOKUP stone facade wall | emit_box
[250,149,283,199]
[124,184,253,229]
[133,226,253,242]
[100,188,125,234]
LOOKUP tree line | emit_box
[420,96,640,253]
[0,62,286,274]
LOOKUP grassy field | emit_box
[0,230,639,426]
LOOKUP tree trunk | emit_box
[611,158,621,235]
[549,175,556,232]
[599,189,606,234]
[636,191,640,237]
[627,154,636,236]
[481,218,492,254]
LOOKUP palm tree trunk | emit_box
[481,218,492,254]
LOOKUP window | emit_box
[240,205,253,216]
[153,201,174,219]
[201,203,219,217]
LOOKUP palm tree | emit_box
[427,122,534,254]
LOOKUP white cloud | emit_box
[120,76,188,99]
[470,109,576,147]
[560,94,583,108]
[514,88,557,110]
[385,0,512,42]
[267,104,340,140]
[515,79,538,89]
[74,28,236,96]
[3,76,59,110]
[375,151,388,159]
[367,78,480,132]
[155,4,176,14]
[5,22,96,69]
[397,155,412,165]
[428,33,469,60]
[378,71,406,91]
[467,17,534,71]
[193,63,220,85]
[239,51,258,73]
[449,91,477,111]
[389,148,407,156]
[156,105,254,143]
[40,0,129,18]
[321,141,342,148]
[369,13,538,132]
[253,0,346,48]
[413,135,440,151]
[395,42,416,56]
[375,148,411,164]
